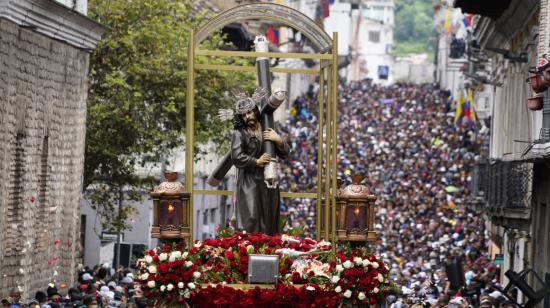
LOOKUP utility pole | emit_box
[115,185,122,271]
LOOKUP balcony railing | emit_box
[470,160,533,218]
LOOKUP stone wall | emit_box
[0,18,90,297]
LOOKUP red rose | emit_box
[240,255,249,264]
[224,250,235,260]
[291,272,301,283]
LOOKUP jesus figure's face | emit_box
[243,109,257,128]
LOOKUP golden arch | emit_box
[194,3,333,53]
[185,3,339,245]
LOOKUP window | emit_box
[369,31,380,43]
[210,208,217,225]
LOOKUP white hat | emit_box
[121,277,133,284]
[82,273,93,281]
[450,296,465,304]
[100,286,109,292]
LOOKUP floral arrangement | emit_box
[137,231,392,307]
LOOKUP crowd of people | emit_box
[5,80,506,307]
[2,265,146,308]
[278,80,505,307]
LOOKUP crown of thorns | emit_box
[233,87,267,114]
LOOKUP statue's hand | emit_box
[256,153,271,167]
[263,128,283,146]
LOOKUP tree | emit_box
[85,0,255,233]
[393,0,437,57]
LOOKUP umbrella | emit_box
[445,185,459,193]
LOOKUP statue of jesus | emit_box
[230,89,289,235]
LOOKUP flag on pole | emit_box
[454,89,465,124]
[467,88,478,123]
[454,89,478,126]
[266,26,279,47]
[444,8,452,33]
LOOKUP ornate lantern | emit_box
[336,175,376,242]
[150,171,190,239]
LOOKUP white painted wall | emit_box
[53,0,87,15]
[324,2,352,56]
[348,1,395,84]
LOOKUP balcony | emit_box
[470,160,533,230]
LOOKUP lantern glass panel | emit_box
[159,200,183,227]
[345,205,367,230]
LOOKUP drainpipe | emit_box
[541,0,550,141]
[544,94,550,140]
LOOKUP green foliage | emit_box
[280,215,306,237]
[217,226,235,239]
[85,0,255,232]
[393,0,436,57]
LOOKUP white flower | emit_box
[194,241,202,248]
[183,290,191,298]
[168,255,175,262]
[182,252,189,259]
[362,259,371,267]
[159,253,168,262]
[147,280,155,288]
[171,251,182,259]
[377,273,384,282]
[48,282,55,288]
[306,286,315,291]
[141,273,149,280]
[343,260,353,269]
[187,282,196,290]
[246,245,254,254]
[148,265,157,274]
[336,264,344,272]
[185,261,193,268]
[331,276,340,284]
[343,290,352,298]
[373,287,380,293]
[335,286,342,293]
[358,292,366,300]
[144,255,153,264]
[160,285,166,292]
[193,271,201,279]
[167,284,174,291]
[371,262,379,269]
[353,257,363,266]
[178,282,184,289]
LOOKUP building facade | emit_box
[0,0,104,297]
[461,0,550,305]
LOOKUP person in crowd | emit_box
[278,80,494,307]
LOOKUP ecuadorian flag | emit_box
[454,89,478,126]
